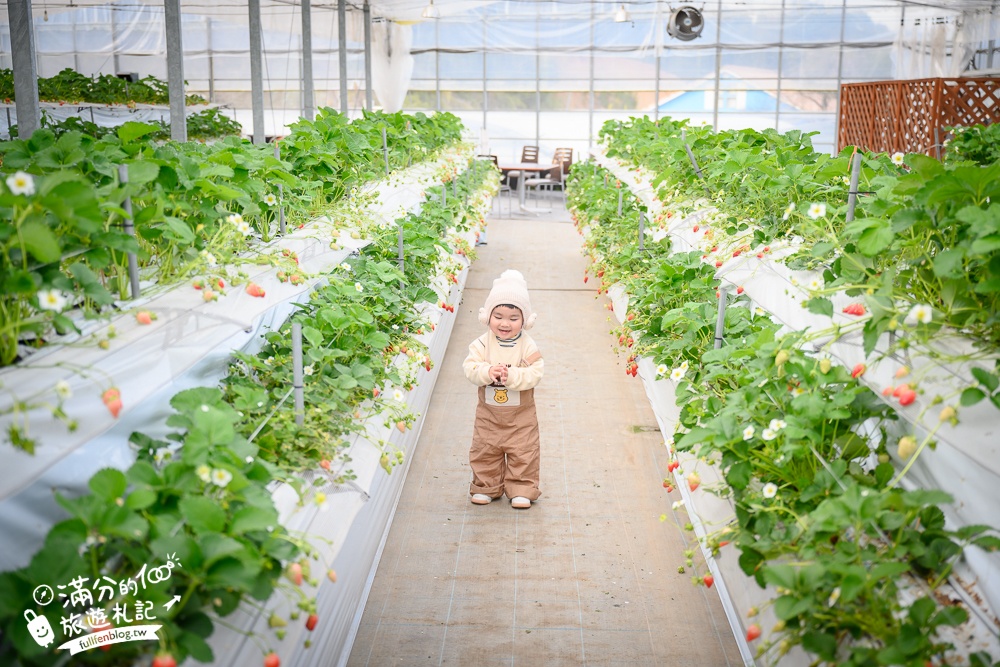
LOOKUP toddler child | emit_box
[463,269,544,509]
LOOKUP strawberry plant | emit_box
[570,120,1000,665]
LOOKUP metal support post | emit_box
[291,323,304,425]
[9,0,40,139]
[274,143,286,234]
[301,0,315,121]
[638,209,645,251]
[382,126,390,176]
[397,222,405,291]
[164,0,187,142]
[249,0,265,144]
[338,0,348,114]
[713,287,728,349]
[117,165,142,299]
[845,152,862,223]
[364,0,373,111]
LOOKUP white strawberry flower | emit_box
[790,386,805,397]
[393,388,405,402]
[226,213,244,226]
[891,152,905,166]
[211,468,233,488]
[196,465,212,483]
[743,426,755,440]
[670,367,686,382]
[236,220,253,236]
[6,171,35,195]
[656,363,668,376]
[264,193,278,206]
[782,202,795,220]
[355,282,364,293]
[769,418,787,431]
[762,482,778,499]
[37,289,70,312]
[762,428,778,441]
[200,250,218,266]
[905,303,933,325]
[303,365,315,376]
[808,277,823,291]
[807,203,826,219]
[55,380,72,400]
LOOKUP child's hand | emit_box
[489,364,508,384]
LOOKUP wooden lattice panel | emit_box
[838,77,1000,156]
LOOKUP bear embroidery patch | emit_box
[486,386,520,407]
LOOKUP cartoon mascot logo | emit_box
[492,388,508,404]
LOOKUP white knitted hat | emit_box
[478,269,536,330]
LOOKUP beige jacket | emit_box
[463,332,544,391]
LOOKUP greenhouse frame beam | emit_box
[164,0,188,142]
[8,0,40,139]
[339,0,348,114]
[249,0,265,144]
[364,0,373,111]
[712,0,722,132]
[303,0,316,121]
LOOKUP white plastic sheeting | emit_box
[0,144,474,572]
[371,21,414,113]
[588,148,1000,661]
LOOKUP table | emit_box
[499,162,557,215]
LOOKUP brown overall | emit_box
[470,383,542,500]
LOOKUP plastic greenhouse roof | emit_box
[17,0,1000,24]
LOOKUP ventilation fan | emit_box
[666,6,705,41]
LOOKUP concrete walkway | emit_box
[347,202,743,666]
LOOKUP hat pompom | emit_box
[478,307,489,326]
[500,269,525,281]
[523,312,537,330]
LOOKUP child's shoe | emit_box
[510,496,531,509]
[471,493,493,505]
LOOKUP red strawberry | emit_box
[319,460,331,471]
[217,279,226,289]
[627,313,635,321]
[305,613,318,631]
[843,303,866,316]
[882,386,894,397]
[101,388,120,404]
[715,261,723,268]
[736,286,744,294]
[373,387,381,398]
[193,280,204,290]
[746,623,761,641]
[136,311,153,325]
[246,283,266,298]
[703,574,714,588]
[106,398,123,419]
[264,654,280,667]
[763,246,770,252]
[584,275,589,283]
[898,388,917,406]
[756,253,764,259]
[153,655,178,667]
[692,225,699,232]
[893,383,909,397]
[851,363,866,379]
[732,250,741,257]
[687,472,701,492]
[288,562,303,586]
[668,461,680,472]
